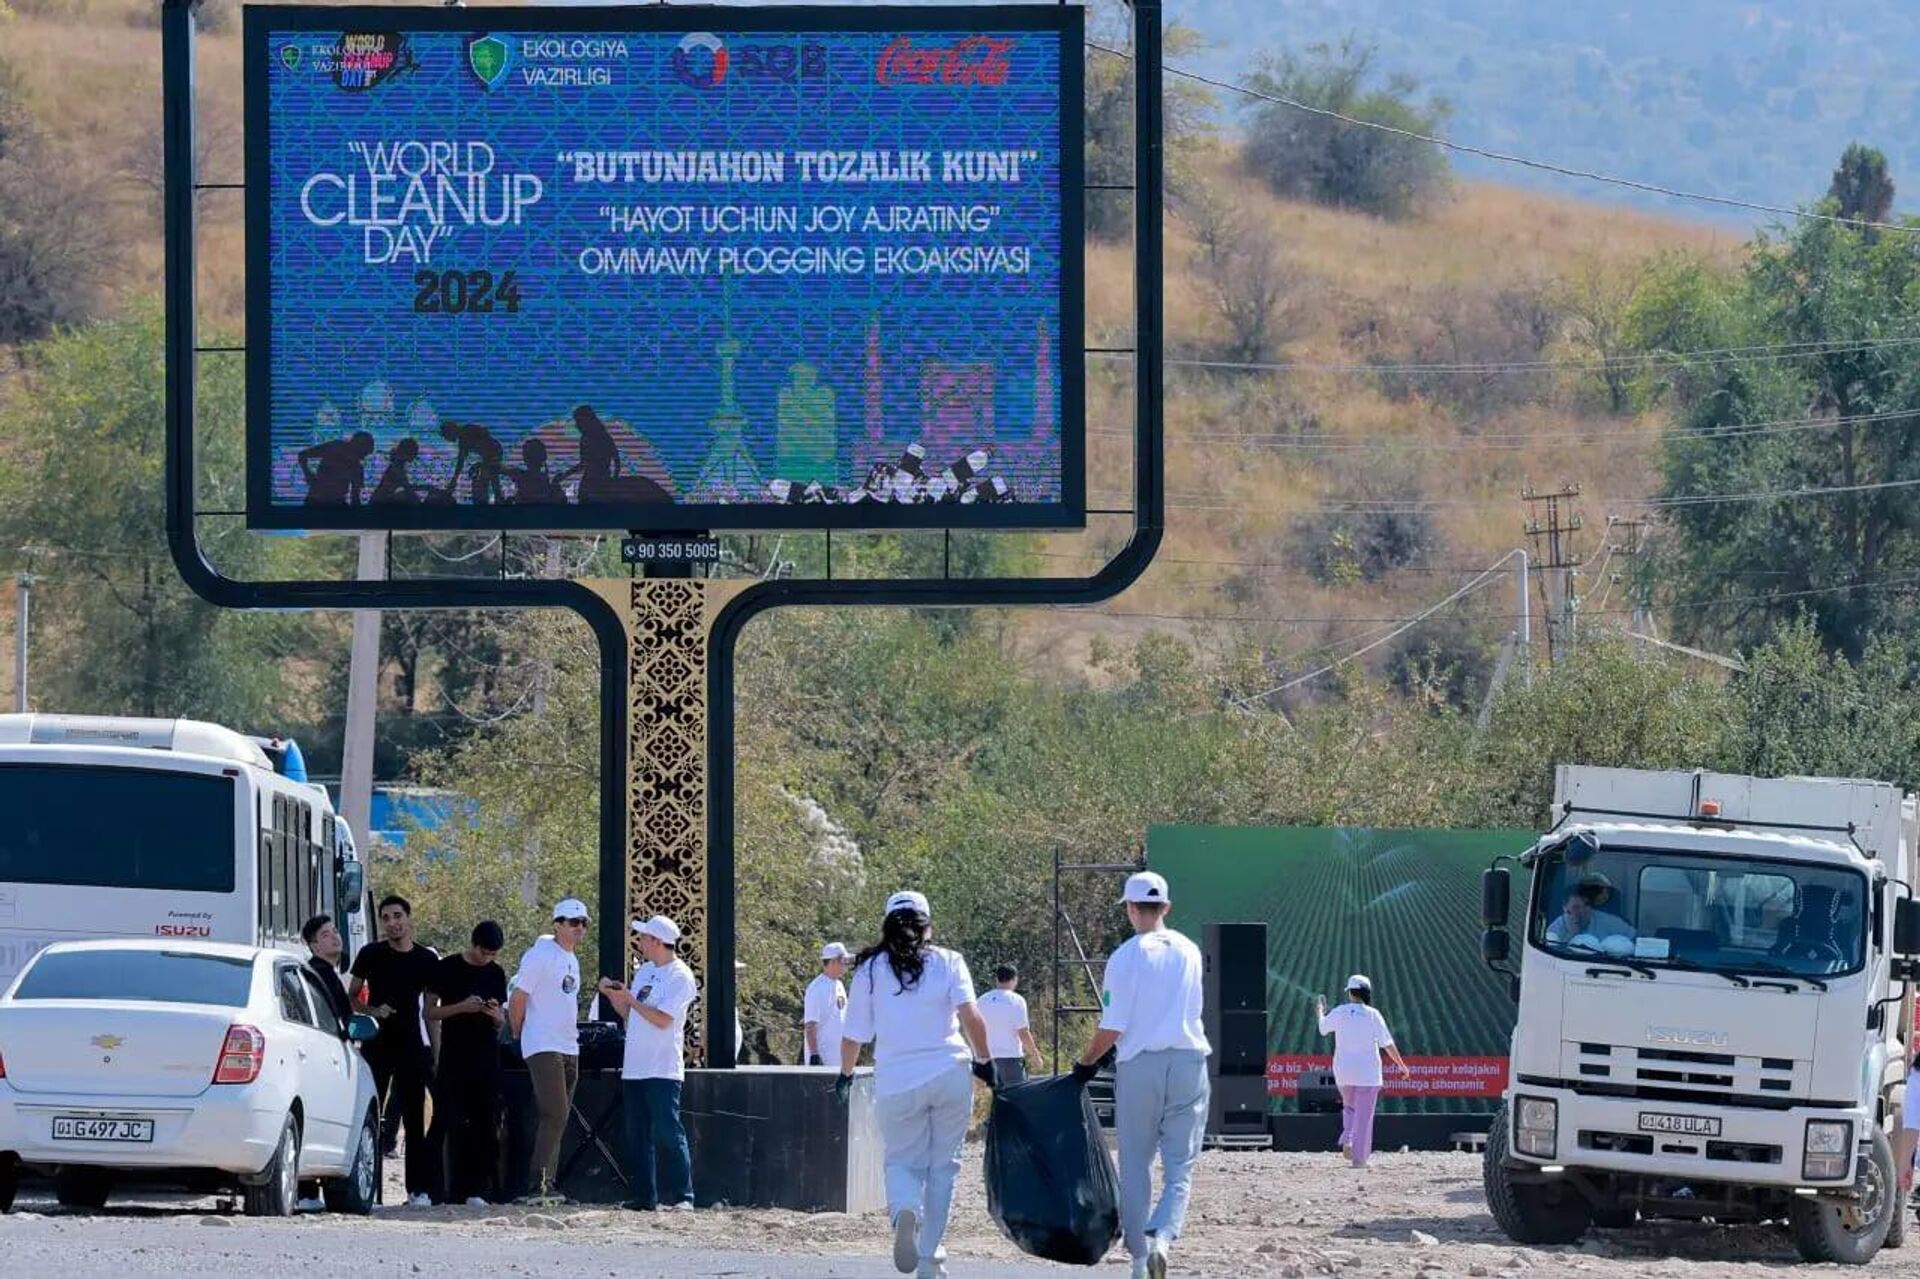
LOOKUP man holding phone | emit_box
[426,920,509,1205]
[598,915,699,1212]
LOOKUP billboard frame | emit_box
[241,3,1086,533]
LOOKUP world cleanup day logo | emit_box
[467,34,512,91]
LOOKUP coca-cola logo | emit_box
[876,36,1014,87]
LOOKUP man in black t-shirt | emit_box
[425,919,510,1206]
[301,914,355,1027]
[348,894,441,1205]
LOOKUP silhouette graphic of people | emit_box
[560,405,671,505]
[370,438,425,505]
[440,420,506,506]
[506,438,565,505]
[297,431,375,506]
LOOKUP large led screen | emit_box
[245,6,1084,531]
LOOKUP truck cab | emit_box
[1481,766,1920,1265]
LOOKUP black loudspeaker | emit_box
[1297,1069,1342,1114]
[1202,923,1269,1080]
[1209,1074,1269,1140]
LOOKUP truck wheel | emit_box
[54,1166,112,1210]
[1483,1102,1591,1245]
[322,1107,378,1216]
[1884,1182,1907,1250]
[1788,1126,1895,1265]
[243,1115,301,1218]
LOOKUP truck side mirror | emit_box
[1895,898,1920,957]
[1482,928,1510,965]
[1482,868,1511,928]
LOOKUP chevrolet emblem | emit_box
[90,1034,125,1051]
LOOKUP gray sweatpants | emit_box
[1113,1048,1210,1259]
[874,1063,974,1269]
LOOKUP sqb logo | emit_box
[670,31,826,89]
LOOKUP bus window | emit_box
[0,764,236,892]
[268,795,286,939]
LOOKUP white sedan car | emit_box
[0,939,380,1215]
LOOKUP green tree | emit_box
[0,309,319,723]
[1651,205,1920,658]
[1242,37,1451,220]
[1083,0,1217,240]
[1828,142,1895,228]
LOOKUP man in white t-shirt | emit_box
[1075,872,1210,1279]
[804,942,851,1066]
[509,897,586,1203]
[976,963,1040,1086]
[598,915,699,1212]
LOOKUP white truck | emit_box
[1480,766,1920,1264]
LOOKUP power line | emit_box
[1089,41,1918,235]
[1087,335,1920,378]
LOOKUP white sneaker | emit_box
[662,1201,694,1213]
[294,1197,325,1213]
[891,1208,919,1274]
[406,1193,432,1208]
[915,1263,948,1279]
[1147,1234,1170,1279]
[464,1197,490,1208]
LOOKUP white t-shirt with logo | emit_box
[1098,928,1210,1063]
[1318,1001,1395,1087]
[842,946,977,1099]
[803,973,848,1060]
[511,935,581,1059]
[977,988,1030,1060]
[623,957,699,1081]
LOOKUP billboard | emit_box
[1148,825,1532,1114]
[244,6,1083,531]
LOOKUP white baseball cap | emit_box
[1346,974,1372,993]
[552,897,589,921]
[885,890,931,919]
[1120,871,1171,905]
[820,942,851,961]
[633,915,681,946]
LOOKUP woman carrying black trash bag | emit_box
[835,890,996,1279]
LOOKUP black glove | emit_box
[1071,1061,1101,1086]
[830,1073,852,1105]
[807,1054,823,1067]
[971,1059,997,1087]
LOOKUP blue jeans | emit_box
[622,1077,693,1207]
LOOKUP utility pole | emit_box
[1521,484,1584,663]
[13,572,30,713]
[1515,548,1531,687]
[339,533,386,851]
[1606,515,1656,646]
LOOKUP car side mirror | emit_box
[1895,898,1920,957]
[1482,928,1510,965]
[346,1014,379,1043]
[339,861,365,911]
[1482,868,1511,928]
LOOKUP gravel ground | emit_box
[5,1150,1918,1277]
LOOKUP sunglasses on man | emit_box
[558,916,588,927]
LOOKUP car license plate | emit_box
[1638,1112,1720,1137]
[52,1115,154,1143]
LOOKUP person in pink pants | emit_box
[1316,975,1412,1168]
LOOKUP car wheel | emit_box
[0,1155,17,1213]
[243,1114,301,1218]
[322,1107,378,1216]
[54,1166,112,1210]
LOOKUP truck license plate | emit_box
[1637,1112,1720,1137]
[52,1115,154,1143]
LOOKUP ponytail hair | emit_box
[854,907,931,994]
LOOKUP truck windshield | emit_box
[1529,845,1867,978]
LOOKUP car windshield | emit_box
[1529,843,1868,978]
[12,949,254,1005]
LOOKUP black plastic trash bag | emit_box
[984,1074,1121,1265]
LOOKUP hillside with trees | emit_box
[5,0,1920,1057]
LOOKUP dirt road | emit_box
[5,1151,1916,1277]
